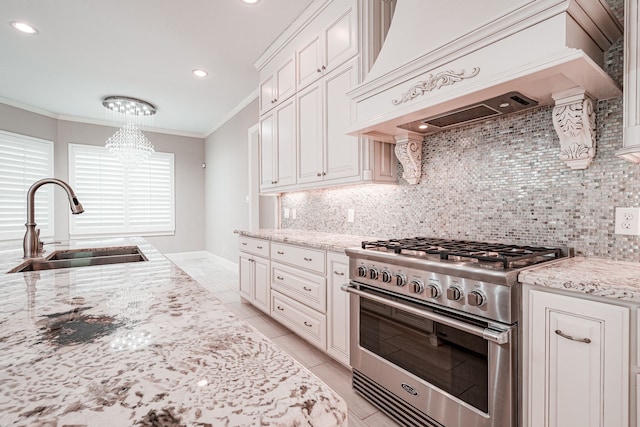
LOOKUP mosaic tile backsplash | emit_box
[282,0,640,262]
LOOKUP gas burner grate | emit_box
[362,237,563,269]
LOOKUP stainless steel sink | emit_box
[8,246,147,273]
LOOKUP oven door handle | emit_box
[341,284,510,345]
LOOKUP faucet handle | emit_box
[36,228,44,253]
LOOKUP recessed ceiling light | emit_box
[11,21,38,34]
[192,69,208,78]
[499,102,510,108]
[418,124,429,130]
[242,0,259,4]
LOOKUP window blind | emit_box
[0,130,54,241]
[68,144,175,237]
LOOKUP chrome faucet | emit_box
[23,178,84,258]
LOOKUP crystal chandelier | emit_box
[102,96,156,168]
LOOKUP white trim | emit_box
[205,89,259,137]
[0,96,59,119]
[248,123,260,230]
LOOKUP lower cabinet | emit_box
[238,236,351,366]
[526,288,630,427]
[239,252,270,314]
[326,252,350,366]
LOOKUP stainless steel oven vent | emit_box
[353,369,442,427]
[397,91,538,135]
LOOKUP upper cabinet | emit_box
[259,55,296,115]
[296,7,358,90]
[256,0,398,194]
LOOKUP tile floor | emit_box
[165,251,399,427]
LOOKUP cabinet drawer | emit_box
[271,290,327,350]
[239,236,270,257]
[271,262,326,312]
[271,242,325,274]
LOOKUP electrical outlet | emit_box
[614,207,640,235]
[292,209,297,220]
[284,208,290,219]
[347,209,355,223]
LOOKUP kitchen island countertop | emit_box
[519,256,640,303]
[0,238,347,426]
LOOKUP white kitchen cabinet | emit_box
[259,55,296,115]
[259,98,296,191]
[298,58,360,185]
[238,237,271,314]
[326,252,350,367]
[527,289,629,427]
[296,6,357,90]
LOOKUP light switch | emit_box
[284,208,290,219]
[347,209,355,223]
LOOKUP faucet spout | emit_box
[24,178,84,258]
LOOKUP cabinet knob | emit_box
[316,68,322,73]
[322,172,326,176]
[321,65,326,70]
[317,172,322,176]
[273,98,277,102]
[256,246,263,249]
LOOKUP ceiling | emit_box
[0,0,315,137]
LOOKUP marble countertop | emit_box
[519,256,640,303]
[235,229,382,253]
[0,238,347,426]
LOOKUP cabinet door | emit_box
[259,113,276,190]
[253,256,270,314]
[276,56,296,102]
[324,59,360,181]
[259,74,275,114]
[297,35,323,90]
[274,98,297,187]
[297,81,324,184]
[239,253,253,301]
[529,290,629,427]
[324,7,358,72]
[326,252,350,366]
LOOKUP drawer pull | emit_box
[257,246,263,249]
[276,276,284,280]
[304,257,312,261]
[276,305,285,311]
[555,329,591,344]
[241,242,247,246]
[333,271,345,276]
[304,321,312,327]
[303,286,312,292]
[277,251,284,255]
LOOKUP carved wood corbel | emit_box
[394,133,423,184]
[551,89,596,170]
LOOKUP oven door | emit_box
[343,283,516,427]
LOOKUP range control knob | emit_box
[357,266,367,277]
[410,279,425,294]
[369,268,379,280]
[381,270,393,283]
[426,283,441,299]
[467,289,487,307]
[394,273,407,287]
[446,286,463,301]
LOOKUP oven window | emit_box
[360,297,489,413]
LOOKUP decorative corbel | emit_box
[394,133,423,184]
[551,88,596,170]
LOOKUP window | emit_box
[0,130,54,241]
[68,143,175,237]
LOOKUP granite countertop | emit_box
[235,229,382,253]
[519,256,640,303]
[0,238,347,426]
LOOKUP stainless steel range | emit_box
[342,237,569,427]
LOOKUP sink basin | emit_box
[8,246,147,273]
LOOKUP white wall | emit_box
[0,103,206,254]
[204,98,259,263]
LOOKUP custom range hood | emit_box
[348,0,623,183]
